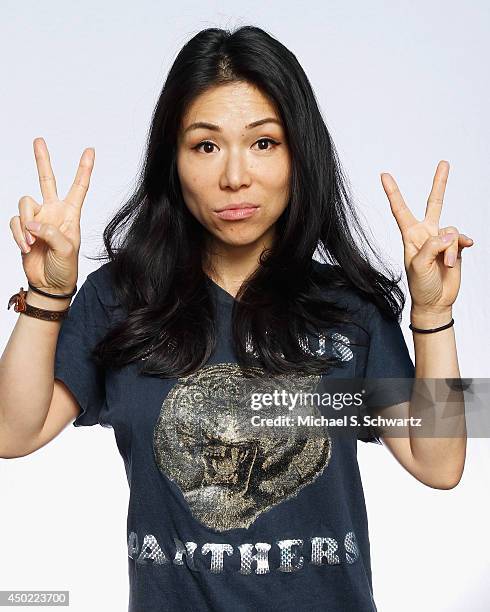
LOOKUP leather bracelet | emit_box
[7,286,73,321]
[409,317,454,334]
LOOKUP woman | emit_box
[1,25,472,612]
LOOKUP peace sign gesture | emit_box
[9,138,95,295]
[381,160,474,315]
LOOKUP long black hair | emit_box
[89,24,406,378]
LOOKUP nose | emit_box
[220,149,252,190]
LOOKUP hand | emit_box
[380,160,474,316]
[9,137,95,294]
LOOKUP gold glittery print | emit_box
[153,363,332,532]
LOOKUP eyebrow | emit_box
[183,117,282,134]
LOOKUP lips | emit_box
[214,202,260,221]
[215,206,259,221]
[215,202,259,212]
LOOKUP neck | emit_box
[203,228,275,298]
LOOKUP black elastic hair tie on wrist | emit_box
[409,318,454,334]
[27,281,77,299]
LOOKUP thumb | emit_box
[415,233,458,268]
[25,221,74,257]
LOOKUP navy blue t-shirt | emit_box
[54,260,415,612]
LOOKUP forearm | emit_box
[408,306,467,485]
[0,289,71,447]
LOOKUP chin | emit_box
[212,227,270,248]
[221,235,262,247]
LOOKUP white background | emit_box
[1,1,489,610]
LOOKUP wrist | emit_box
[410,306,453,329]
[26,289,73,312]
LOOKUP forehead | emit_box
[181,82,280,128]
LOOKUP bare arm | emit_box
[0,137,95,457]
[380,307,466,490]
[0,290,80,458]
[377,161,472,489]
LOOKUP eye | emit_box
[192,138,280,154]
[253,138,280,151]
[193,141,217,154]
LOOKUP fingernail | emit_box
[442,233,456,243]
[21,241,30,253]
[25,221,40,231]
[25,231,35,245]
[447,253,456,267]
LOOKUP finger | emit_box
[439,226,459,267]
[424,160,449,226]
[9,215,31,254]
[18,195,42,246]
[413,233,459,271]
[455,234,474,261]
[33,137,58,202]
[24,220,74,258]
[457,234,474,256]
[380,172,418,234]
[418,232,473,271]
[65,148,95,209]
[441,232,474,266]
[445,236,473,268]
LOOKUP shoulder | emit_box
[311,259,370,318]
[83,261,119,309]
[310,260,402,341]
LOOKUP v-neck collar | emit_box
[206,276,237,305]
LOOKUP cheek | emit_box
[179,156,208,194]
[263,154,291,190]
[267,165,291,208]
[178,159,211,211]
[177,170,214,227]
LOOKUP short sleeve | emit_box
[358,301,415,444]
[54,278,110,427]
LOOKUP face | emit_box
[176,81,291,253]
